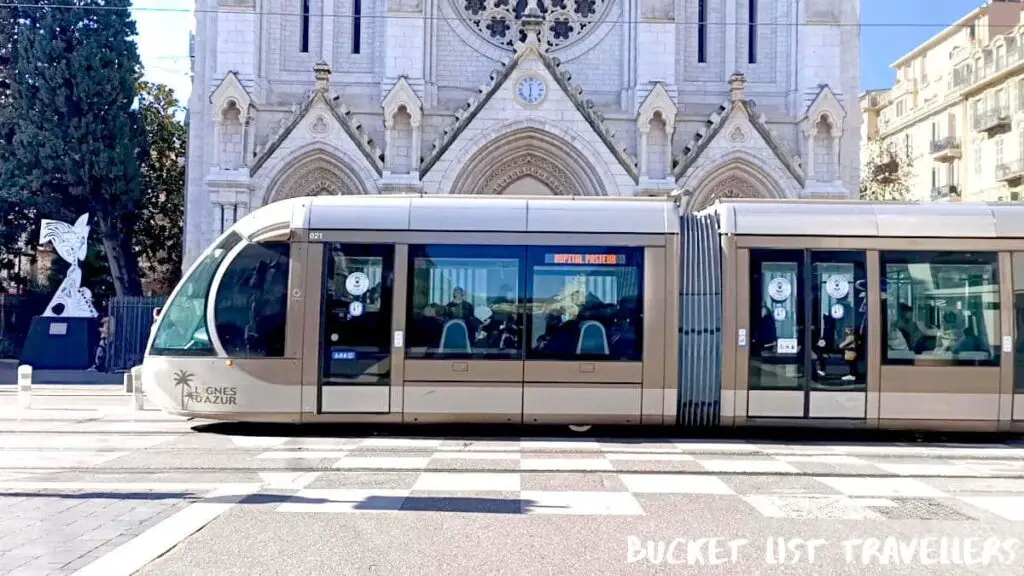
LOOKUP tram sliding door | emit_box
[745,248,868,420]
[1013,253,1024,424]
[317,243,395,413]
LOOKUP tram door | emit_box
[745,249,868,419]
[318,243,395,413]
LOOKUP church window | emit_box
[300,0,310,53]
[646,113,669,180]
[748,0,757,64]
[813,116,837,182]
[217,101,244,170]
[353,0,362,54]
[453,0,613,51]
[697,0,707,63]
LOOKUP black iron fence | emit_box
[106,296,166,372]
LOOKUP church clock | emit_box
[515,75,547,106]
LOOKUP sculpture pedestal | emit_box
[19,317,99,370]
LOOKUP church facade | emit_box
[184,0,861,265]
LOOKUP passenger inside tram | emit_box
[887,303,993,360]
[891,303,938,354]
[444,287,476,325]
[532,289,638,359]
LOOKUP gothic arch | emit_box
[448,127,609,196]
[263,149,375,205]
[687,159,785,212]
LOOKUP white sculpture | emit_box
[39,213,98,318]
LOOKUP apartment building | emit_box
[861,0,1024,202]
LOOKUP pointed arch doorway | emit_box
[449,128,608,196]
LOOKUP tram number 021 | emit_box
[309,232,324,241]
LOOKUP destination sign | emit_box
[545,253,624,265]
[332,350,357,361]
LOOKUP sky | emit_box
[132,0,989,106]
[860,0,984,90]
[132,0,194,106]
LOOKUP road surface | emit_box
[1,389,1024,575]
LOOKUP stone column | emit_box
[638,125,650,180]
[804,129,815,181]
[212,118,222,168]
[831,136,841,182]
[410,117,422,178]
[663,124,675,178]
[383,116,395,176]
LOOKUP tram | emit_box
[141,195,1024,432]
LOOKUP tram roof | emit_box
[706,199,1024,238]
[244,195,682,236]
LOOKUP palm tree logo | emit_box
[173,370,196,409]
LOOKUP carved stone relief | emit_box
[480,153,579,196]
[309,115,330,138]
[691,175,761,211]
[728,125,747,144]
[274,160,363,201]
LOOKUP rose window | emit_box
[456,0,612,51]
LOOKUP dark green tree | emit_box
[0,3,37,288]
[134,81,185,295]
[3,0,146,297]
[0,3,13,109]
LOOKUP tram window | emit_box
[525,246,643,361]
[150,232,242,356]
[406,245,525,359]
[881,251,1000,367]
[212,243,290,358]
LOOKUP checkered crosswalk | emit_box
[3,428,1024,521]
[246,437,1024,522]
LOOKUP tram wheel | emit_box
[568,424,592,433]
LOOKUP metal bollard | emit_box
[123,371,134,394]
[17,365,31,409]
[131,366,144,410]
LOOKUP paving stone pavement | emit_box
[0,494,192,574]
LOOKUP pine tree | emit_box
[0,3,13,110]
[0,3,38,285]
[3,0,145,297]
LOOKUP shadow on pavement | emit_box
[190,421,1024,446]
[0,490,553,514]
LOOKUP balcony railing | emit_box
[865,92,891,109]
[931,185,961,202]
[930,137,961,161]
[996,159,1024,182]
[950,46,1024,90]
[974,107,1011,133]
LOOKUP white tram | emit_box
[141,195,1024,432]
